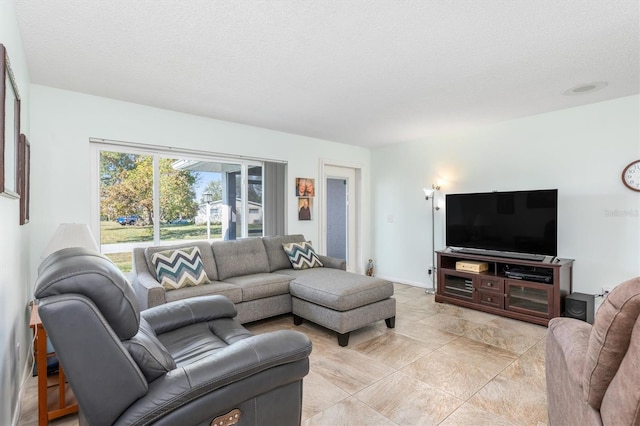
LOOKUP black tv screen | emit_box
[445,189,558,257]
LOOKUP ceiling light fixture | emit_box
[563,81,608,96]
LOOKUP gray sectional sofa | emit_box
[133,234,396,346]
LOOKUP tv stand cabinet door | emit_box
[440,271,475,302]
[505,280,553,318]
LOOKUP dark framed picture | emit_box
[17,134,30,225]
[295,177,315,197]
[0,43,22,198]
[298,197,312,221]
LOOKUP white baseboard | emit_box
[376,275,431,288]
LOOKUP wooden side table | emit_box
[30,304,78,425]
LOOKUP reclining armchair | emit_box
[546,277,640,425]
[34,248,312,426]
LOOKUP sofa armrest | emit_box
[115,330,312,425]
[318,255,346,271]
[132,270,166,310]
[141,295,238,335]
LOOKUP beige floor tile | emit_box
[311,348,396,395]
[395,303,438,322]
[522,337,546,362]
[394,290,435,308]
[402,350,498,399]
[469,374,548,426]
[301,370,350,422]
[440,402,517,425]
[393,318,459,346]
[304,396,397,426]
[393,283,414,294]
[438,336,519,374]
[393,291,422,305]
[352,332,440,369]
[499,340,546,394]
[345,321,393,346]
[487,316,548,340]
[464,322,542,355]
[355,371,464,426]
[421,313,482,336]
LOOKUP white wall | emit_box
[372,95,640,294]
[29,85,372,279]
[0,2,32,425]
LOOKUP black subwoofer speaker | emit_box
[564,292,595,324]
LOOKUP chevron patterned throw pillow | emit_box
[151,246,211,290]
[282,241,324,270]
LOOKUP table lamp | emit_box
[41,223,99,259]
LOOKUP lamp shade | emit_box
[41,223,99,259]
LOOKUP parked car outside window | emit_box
[116,215,141,226]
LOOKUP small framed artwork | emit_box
[295,177,315,197]
[17,134,30,225]
[298,197,312,221]
[1,43,22,198]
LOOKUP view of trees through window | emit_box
[98,149,263,271]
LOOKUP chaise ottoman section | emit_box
[281,268,396,346]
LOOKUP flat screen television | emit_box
[445,189,558,259]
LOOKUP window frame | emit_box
[90,140,267,251]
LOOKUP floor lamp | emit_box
[423,184,441,294]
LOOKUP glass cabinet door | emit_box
[441,273,475,301]
[505,280,553,318]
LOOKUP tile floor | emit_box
[18,284,549,426]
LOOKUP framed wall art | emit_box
[298,197,312,221]
[1,43,22,198]
[17,134,30,224]
[295,177,315,197]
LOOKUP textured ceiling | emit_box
[13,0,640,147]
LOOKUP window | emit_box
[93,142,279,271]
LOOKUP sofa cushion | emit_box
[122,318,176,382]
[164,282,242,304]
[262,234,306,272]
[212,238,270,281]
[224,273,293,302]
[583,277,640,408]
[284,268,393,311]
[151,246,211,290]
[282,241,323,270]
[144,241,218,281]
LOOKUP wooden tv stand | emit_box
[435,249,573,326]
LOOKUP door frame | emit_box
[318,159,363,273]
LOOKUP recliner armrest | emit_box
[141,295,237,335]
[183,329,312,387]
[115,330,312,425]
[547,317,592,386]
[317,255,346,270]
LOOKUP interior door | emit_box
[324,165,357,272]
[327,178,347,260]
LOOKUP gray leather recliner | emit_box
[34,247,312,426]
